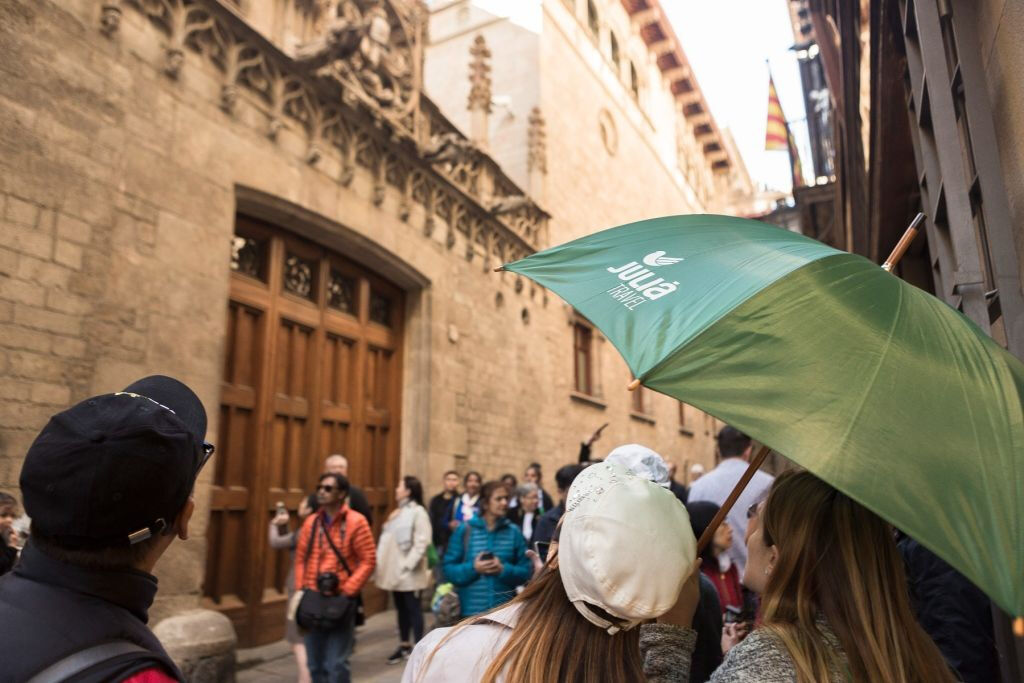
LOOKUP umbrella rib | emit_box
[829,277,905,462]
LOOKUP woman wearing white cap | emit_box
[402,460,698,682]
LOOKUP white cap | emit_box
[558,461,696,634]
[605,443,671,488]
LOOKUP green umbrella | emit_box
[501,214,1024,618]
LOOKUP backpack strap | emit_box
[26,640,153,683]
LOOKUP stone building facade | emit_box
[0,0,750,653]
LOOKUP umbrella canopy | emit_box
[502,214,1024,617]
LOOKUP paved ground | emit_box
[237,610,433,682]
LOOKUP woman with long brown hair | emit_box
[403,461,697,682]
[645,469,958,682]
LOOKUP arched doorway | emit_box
[203,215,404,646]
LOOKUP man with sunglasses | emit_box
[0,375,214,682]
[295,472,376,683]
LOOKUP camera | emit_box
[316,571,340,596]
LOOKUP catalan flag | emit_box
[765,76,789,151]
[765,74,804,187]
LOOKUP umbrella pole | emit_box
[881,212,925,272]
[696,444,772,553]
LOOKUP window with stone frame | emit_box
[587,0,599,39]
[610,32,621,72]
[630,62,640,100]
[630,385,654,423]
[573,321,595,396]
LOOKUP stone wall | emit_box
[975,0,1024,277]
[0,0,722,630]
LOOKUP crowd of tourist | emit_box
[0,373,1004,683]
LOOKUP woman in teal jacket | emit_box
[442,480,532,616]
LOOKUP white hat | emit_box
[558,461,696,634]
[605,443,671,488]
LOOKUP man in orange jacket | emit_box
[295,472,376,683]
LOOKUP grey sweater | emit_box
[640,619,849,682]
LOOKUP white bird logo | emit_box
[642,251,684,267]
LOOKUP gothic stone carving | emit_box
[294,0,421,131]
[467,35,492,113]
[527,107,547,174]
[100,1,123,37]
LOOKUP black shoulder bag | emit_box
[296,513,357,631]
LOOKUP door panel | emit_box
[205,216,404,646]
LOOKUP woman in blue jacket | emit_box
[442,480,532,617]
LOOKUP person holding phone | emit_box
[441,481,531,617]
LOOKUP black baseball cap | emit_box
[20,375,213,549]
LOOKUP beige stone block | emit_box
[45,289,90,316]
[0,223,52,260]
[0,323,52,352]
[16,256,72,288]
[0,276,46,306]
[0,247,17,276]
[0,399,60,431]
[13,303,81,335]
[51,335,87,358]
[7,350,67,383]
[4,196,39,227]
[53,240,83,269]
[56,213,92,244]
[30,381,71,406]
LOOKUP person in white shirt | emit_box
[686,426,774,578]
[454,471,482,525]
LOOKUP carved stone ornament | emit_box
[294,0,423,133]
[422,132,478,166]
[467,35,492,113]
[489,195,531,215]
[100,1,123,37]
[527,107,547,174]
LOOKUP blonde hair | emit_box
[420,568,644,683]
[759,470,956,683]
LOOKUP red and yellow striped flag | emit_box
[765,76,789,150]
[765,75,805,186]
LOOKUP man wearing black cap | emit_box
[0,375,214,683]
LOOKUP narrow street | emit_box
[237,610,424,683]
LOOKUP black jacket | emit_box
[898,537,999,683]
[428,492,459,549]
[0,542,182,682]
[507,506,541,542]
[0,536,15,576]
[532,503,563,560]
[347,485,373,526]
[691,574,724,682]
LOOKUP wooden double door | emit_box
[203,216,404,646]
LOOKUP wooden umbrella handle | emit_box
[881,213,925,272]
[696,444,772,553]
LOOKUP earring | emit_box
[764,566,771,576]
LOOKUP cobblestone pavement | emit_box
[237,609,431,682]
